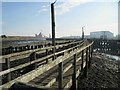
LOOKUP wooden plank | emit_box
[0,54,54,76]
[64,61,86,88]
[44,53,85,87]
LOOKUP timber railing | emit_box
[0,41,83,83]
[0,40,93,89]
[1,40,72,55]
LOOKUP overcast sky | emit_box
[1,0,119,37]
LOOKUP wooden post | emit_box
[91,46,93,62]
[27,45,30,50]
[84,48,88,77]
[81,50,84,71]
[15,47,17,52]
[23,46,26,51]
[72,54,77,89]
[35,46,37,49]
[46,49,48,64]
[88,46,91,68]
[19,47,22,52]
[30,52,37,69]
[52,47,56,60]
[5,58,11,81]
[58,62,63,89]
[31,46,33,49]
[51,3,56,60]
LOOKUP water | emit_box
[2,39,48,48]
[105,54,120,61]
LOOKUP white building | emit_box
[90,31,113,39]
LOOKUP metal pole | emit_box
[51,3,56,60]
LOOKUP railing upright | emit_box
[58,62,63,89]
[84,48,88,77]
[72,54,77,89]
[46,49,48,64]
[88,46,91,68]
[81,50,84,71]
[30,52,37,69]
[5,57,11,82]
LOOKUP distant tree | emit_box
[1,35,7,38]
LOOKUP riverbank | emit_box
[78,52,120,89]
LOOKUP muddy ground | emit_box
[78,52,120,89]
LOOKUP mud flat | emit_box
[78,52,120,89]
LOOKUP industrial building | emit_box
[90,31,113,39]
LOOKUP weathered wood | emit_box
[81,50,84,71]
[45,54,83,87]
[5,58,11,82]
[30,52,37,69]
[52,47,56,60]
[9,82,46,90]
[88,46,91,68]
[1,41,94,89]
[0,41,92,77]
[1,41,83,62]
[72,54,77,89]
[58,62,63,89]
[64,62,86,88]
[84,47,88,77]
[46,49,48,64]
[0,54,54,76]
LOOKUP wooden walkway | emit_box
[0,40,93,90]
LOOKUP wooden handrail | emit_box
[1,41,93,89]
[1,40,83,62]
[0,42,84,76]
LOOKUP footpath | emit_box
[78,52,120,89]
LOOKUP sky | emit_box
[1,0,119,37]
